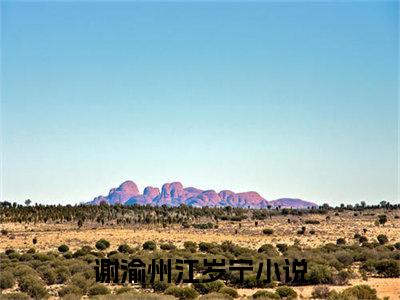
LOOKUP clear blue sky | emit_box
[1,2,398,206]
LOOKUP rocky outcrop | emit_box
[89,180,318,208]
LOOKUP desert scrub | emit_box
[95,239,110,250]
[164,286,199,300]
[0,271,15,289]
[258,244,279,256]
[58,285,83,297]
[88,283,110,296]
[311,286,330,299]
[0,292,30,300]
[37,265,57,285]
[143,240,157,250]
[305,220,320,224]
[275,286,297,299]
[198,292,234,300]
[160,243,176,251]
[18,274,48,299]
[118,244,133,253]
[377,234,389,245]
[193,278,225,294]
[183,241,197,253]
[252,290,280,299]
[276,243,288,253]
[306,264,333,284]
[58,244,70,253]
[262,228,274,235]
[341,285,378,300]
[70,273,94,293]
[219,287,238,298]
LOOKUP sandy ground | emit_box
[1,212,399,252]
[238,278,400,299]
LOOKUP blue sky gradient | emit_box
[1,2,398,205]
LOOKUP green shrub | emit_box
[118,244,132,253]
[305,220,320,224]
[71,273,93,292]
[306,264,333,284]
[143,240,157,251]
[262,228,274,235]
[55,266,71,284]
[377,215,387,226]
[58,244,69,253]
[58,285,82,297]
[37,266,57,285]
[341,285,378,300]
[336,238,346,245]
[0,292,30,300]
[88,283,110,295]
[19,275,48,299]
[152,280,172,292]
[0,271,15,289]
[95,239,110,250]
[374,259,400,277]
[219,287,239,298]
[115,286,135,294]
[164,286,199,300]
[258,244,279,256]
[394,242,400,250]
[183,241,197,253]
[377,234,389,245]
[199,292,233,300]
[198,242,221,254]
[252,290,280,299]
[275,286,297,299]
[276,243,288,253]
[193,279,225,294]
[332,270,351,285]
[160,243,176,251]
[311,286,330,299]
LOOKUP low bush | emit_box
[341,285,378,300]
[183,241,197,253]
[305,220,320,224]
[219,287,238,298]
[262,228,274,235]
[276,243,288,253]
[306,264,333,284]
[58,285,83,297]
[193,279,225,294]
[377,234,389,245]
[117,244,132,253]
[258,244,279,256]
[18,275,48,299]
[252,290,280,299]
[0,271,15,289]
[160,243,176,251]
[193,223,214,230]
[336,238,346,245]
[95,239,110,250]
[374,259,400,277]
[88,283,110,295]
[58,244,69,253]
[164,286,199,300]
[143,241,157,251]
[275,286,297,299]
[311,286,330,299]
[0,292,30,300]
[198,292,233,300]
